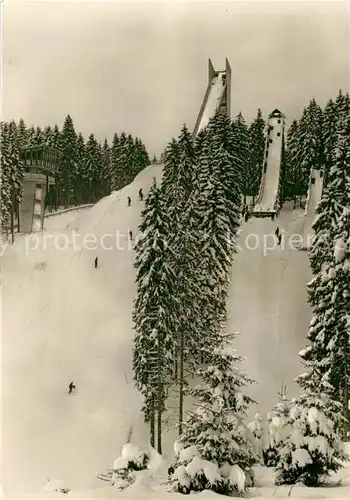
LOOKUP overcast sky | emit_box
[3,0,349,156]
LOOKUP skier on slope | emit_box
[94,256,98,268]
[68,382,76,394]
[277,234,282,246]
[139,188,143,201]
[275,227,280,238]
[129,230,133,241]
[244,211,249,223]
[127,196,131,207]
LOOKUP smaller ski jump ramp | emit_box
[253,109,285,216]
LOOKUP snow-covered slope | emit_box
[227,203,311,416]
[254,116,284,214]
[2,165,163,497]
[196,73,225,135]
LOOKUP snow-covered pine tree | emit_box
[285,120,303,205]
[101,138,112,197]
[60,115,77,207]
[74,133,86,206]
[169,333,257,496]
[34,126,44,147]
[230,112,249,203]
[324,207,350,437]
[161,138,180,200]
[248,109,265,201]
[27,125,36,146]
[322,98,338,186]
[1,122,24,240]
[51,125,62,150]
[247,412,266,464]
[85,134,103,202]
[43,125,53,147]
[16,118,28,148]
[335,89,350,126]
[275,360,347,486]
[263,384,291,467]
[0,122,12,236]
[133,179,177,453]
[195,135,239,337]
[293,99,323,195]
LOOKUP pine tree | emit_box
[248,109,265,200]
[293,99,323,195]
[231,112,250,203]
[17,118,28,148]
[0,121,24,240]
[275,361,347,486]
[285,119,303,205]
[322,99,338,185]
[324,207,350,436]
[263,384,291,467]
[161,139,180,199]
[169,333,257,496]
[75,133,86,205]
[133,179,177,452]
[60,115,77,207]
[101,138,112,197]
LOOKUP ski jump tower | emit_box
[19,145,61,233]
[193,58,231,137]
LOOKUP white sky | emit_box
[3,0,349,156]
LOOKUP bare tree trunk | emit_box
[179,329,184,436]
[150,394,155,448]
[157,338,163,454]
[10,189,15,244]
[344,337,349,441]
[17,198,20,233]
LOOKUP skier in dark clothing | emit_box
[275,227,280,238]
[278,234,282,246]
[127,196,131,207]
[94,257,98,269]
[129,230,133,241]
[244,212,249,223]
[68,382,76,394]
[139,188,143,201]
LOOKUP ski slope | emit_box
[2,165,163,497]
[303,168,324,249]
[2,161,347,498]
[227,203,311,416]
[254,116,284,214]
[196,73,225,135]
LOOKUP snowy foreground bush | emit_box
[275,397,348,486]
[168,444,253,496]
[111,444,151,490]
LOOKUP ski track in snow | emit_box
[2,163,324,497]
[2,166,163,496]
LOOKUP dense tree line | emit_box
[284,89,350,204]
[0,115,150,237]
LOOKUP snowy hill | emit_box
[2,164,163,496]
[3,164,348,498]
